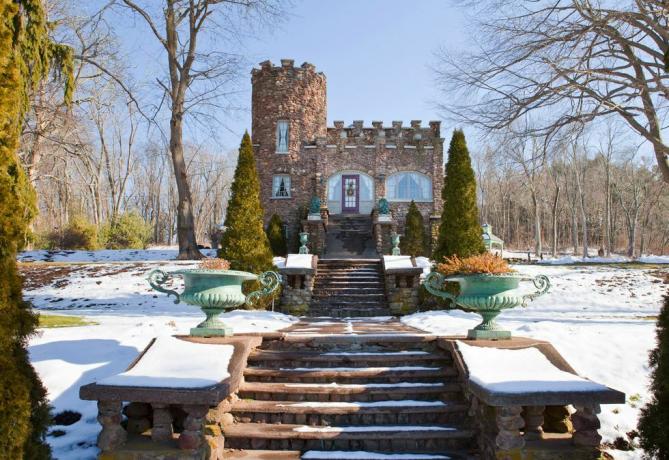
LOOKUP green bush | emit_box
[266,214,287,256]
[102,212,152,249]
[400,201,425,256]
[219,133,276,309]
[638,293,669,457]
[433,130,485,261]
[42,216,99,250]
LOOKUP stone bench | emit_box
[439,337,626,460]
[80,335,261,459]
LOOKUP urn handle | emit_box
[246,271,281,307]
[521,275,550,306]
[147,269,181,304]
[423,271,458,303]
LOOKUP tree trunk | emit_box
[551,183,560,257]
[170,111,203,260]
[604,165,612,257]
[531,192,542,257]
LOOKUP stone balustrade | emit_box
[278,254,317,316]
[79,336,261,459]
[439,338,625,460]
[381,256,423,315]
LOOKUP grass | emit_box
[38,314,97,328]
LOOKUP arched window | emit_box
[386,172,432,202]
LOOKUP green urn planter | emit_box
[423,272,550,340]
[147,269,281,337]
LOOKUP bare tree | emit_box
[116,0,285,259]
[437,0,669,183]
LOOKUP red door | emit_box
[341,175,360,213]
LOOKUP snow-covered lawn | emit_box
[403,263,668,459]
[18,249,668,459]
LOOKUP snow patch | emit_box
[278,400,447,408]
[99,336,232,388]
[285,253,314,269]
[456,341,609,394]
[294,425,455,433]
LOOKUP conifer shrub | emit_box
[433,130,485,262]
[0,1,73,457]
[219,133,277,309]
[266,214,287,256]
[102,212,152,249]
[638,293,669,458]
[400,201,426,256]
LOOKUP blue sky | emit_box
[107,0,468,153]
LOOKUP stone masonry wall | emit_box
[252,59,327,243]
[251,59,444,249]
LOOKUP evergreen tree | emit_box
[266,214,287,256]
[1,1,73,458]
[433,130,485,261]
[638,293,669,458]
[219,132,274,274]
[400,201,425,256]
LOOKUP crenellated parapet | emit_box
[319,120,442,148]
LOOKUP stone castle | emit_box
[252,59,444,256]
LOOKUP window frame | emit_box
[276,120,289,154]
[385,171,433,202]
[271,174,292,199]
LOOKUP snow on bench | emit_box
[455,341,625,406]
[99,336,233,389]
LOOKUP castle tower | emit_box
[251,59,327,237]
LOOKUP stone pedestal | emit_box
[572,405,602,447]
[151,404,173,442]
[522,405,545,440]
[97,400,127,451]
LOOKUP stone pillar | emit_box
[543,405,573,433]
[495,405,526,450]
[572,405,602,447]
[97,400,126,451]
[151,403,173,442]
[123,402,151,434]
[178,404,209,450]
[522,405,545,440]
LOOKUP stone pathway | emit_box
[223,318,477,459]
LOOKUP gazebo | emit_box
[482,223,504,255]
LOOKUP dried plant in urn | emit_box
[424,253,549,340]
[199,258,231,270]
[437,253,514,277]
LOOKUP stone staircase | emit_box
[224,319,477,459]
[324,214,377,259]
[310,259,390,317]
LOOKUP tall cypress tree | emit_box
[219,132,274,274]
[433,130,485,261]
[400,201,426,257]
[1,1,73,458]
[638,293,669,457]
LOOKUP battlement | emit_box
[320,120,442,146]
[251,59,325,79]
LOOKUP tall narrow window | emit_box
[276,120,289,153]
[272,175,291,198]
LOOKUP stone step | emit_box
[243,366,455,384]
[248,350,452,368]
[231,400,468,425]
[224,449,469,460]
[223,450,302,459]
[312,289,386,296]
[307,309,392,318]
[312,294,386,301]
[314,280,384,285]
[223,423,475,452]
[238,381,461,402]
